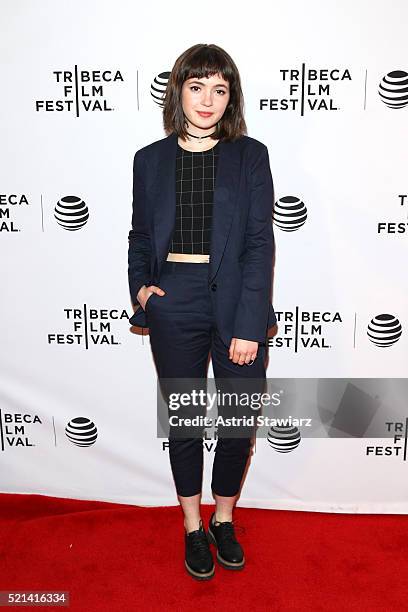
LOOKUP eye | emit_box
[190,86,200,92]
[216,89,227,95]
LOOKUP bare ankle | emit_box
[184,517,202,533]
[214,511,233,523]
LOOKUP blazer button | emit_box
[211,283,217,291]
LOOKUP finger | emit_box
[233,350,246,365]
[229,338,236,360]
[150,286,166,296]
[231,347,240,363]
[237,352,247,365]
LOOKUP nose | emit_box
[201,89,213,106]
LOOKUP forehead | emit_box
[185,73,229,86]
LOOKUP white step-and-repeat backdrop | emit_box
[1,0,407,512]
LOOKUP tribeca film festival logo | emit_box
[0,411,41,451]
[0,411,98,451]
[35,66,124,117]
[260,65,351,115]
[0,194,28,233]
[269,309,403,352]
[48,305,128,348]
[377,193,408,236]
[366,419,408,461]
[259,66,408,114]
[268,308,342,352]
[0,194,90,233]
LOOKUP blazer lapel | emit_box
[153,132,240,281]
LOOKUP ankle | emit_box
[184,517,202,534]
[213,511,233,524]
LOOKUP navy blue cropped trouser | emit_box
[145,260,267,497]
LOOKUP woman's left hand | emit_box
[229,338,258,365]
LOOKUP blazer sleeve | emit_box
[232,144,275,343]
[128,149,152,307]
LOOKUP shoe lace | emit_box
[216,520,246,543]
[189,531,210,556]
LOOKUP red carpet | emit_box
[0,493,407,611]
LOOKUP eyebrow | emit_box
[187,80,229,89]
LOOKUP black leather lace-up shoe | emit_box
[184,519,215,580]
[207,511,245,570]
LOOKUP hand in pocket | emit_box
[137,285,166,311]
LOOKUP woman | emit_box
[128,43,277,580]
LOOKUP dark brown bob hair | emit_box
[163,43,247,142]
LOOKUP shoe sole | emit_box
[184,559,215,580]
[207,527,245,570]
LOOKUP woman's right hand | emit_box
[137,285,166,311]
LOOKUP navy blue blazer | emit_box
[128,131,277,347]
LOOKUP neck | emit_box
[178,135,219,152]
[179,125,219,152]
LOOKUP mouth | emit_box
[196,111,213,117]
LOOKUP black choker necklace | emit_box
[186,130,217,142]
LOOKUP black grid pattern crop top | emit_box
[169,141,220,254]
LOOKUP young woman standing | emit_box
[128,43,277,580]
